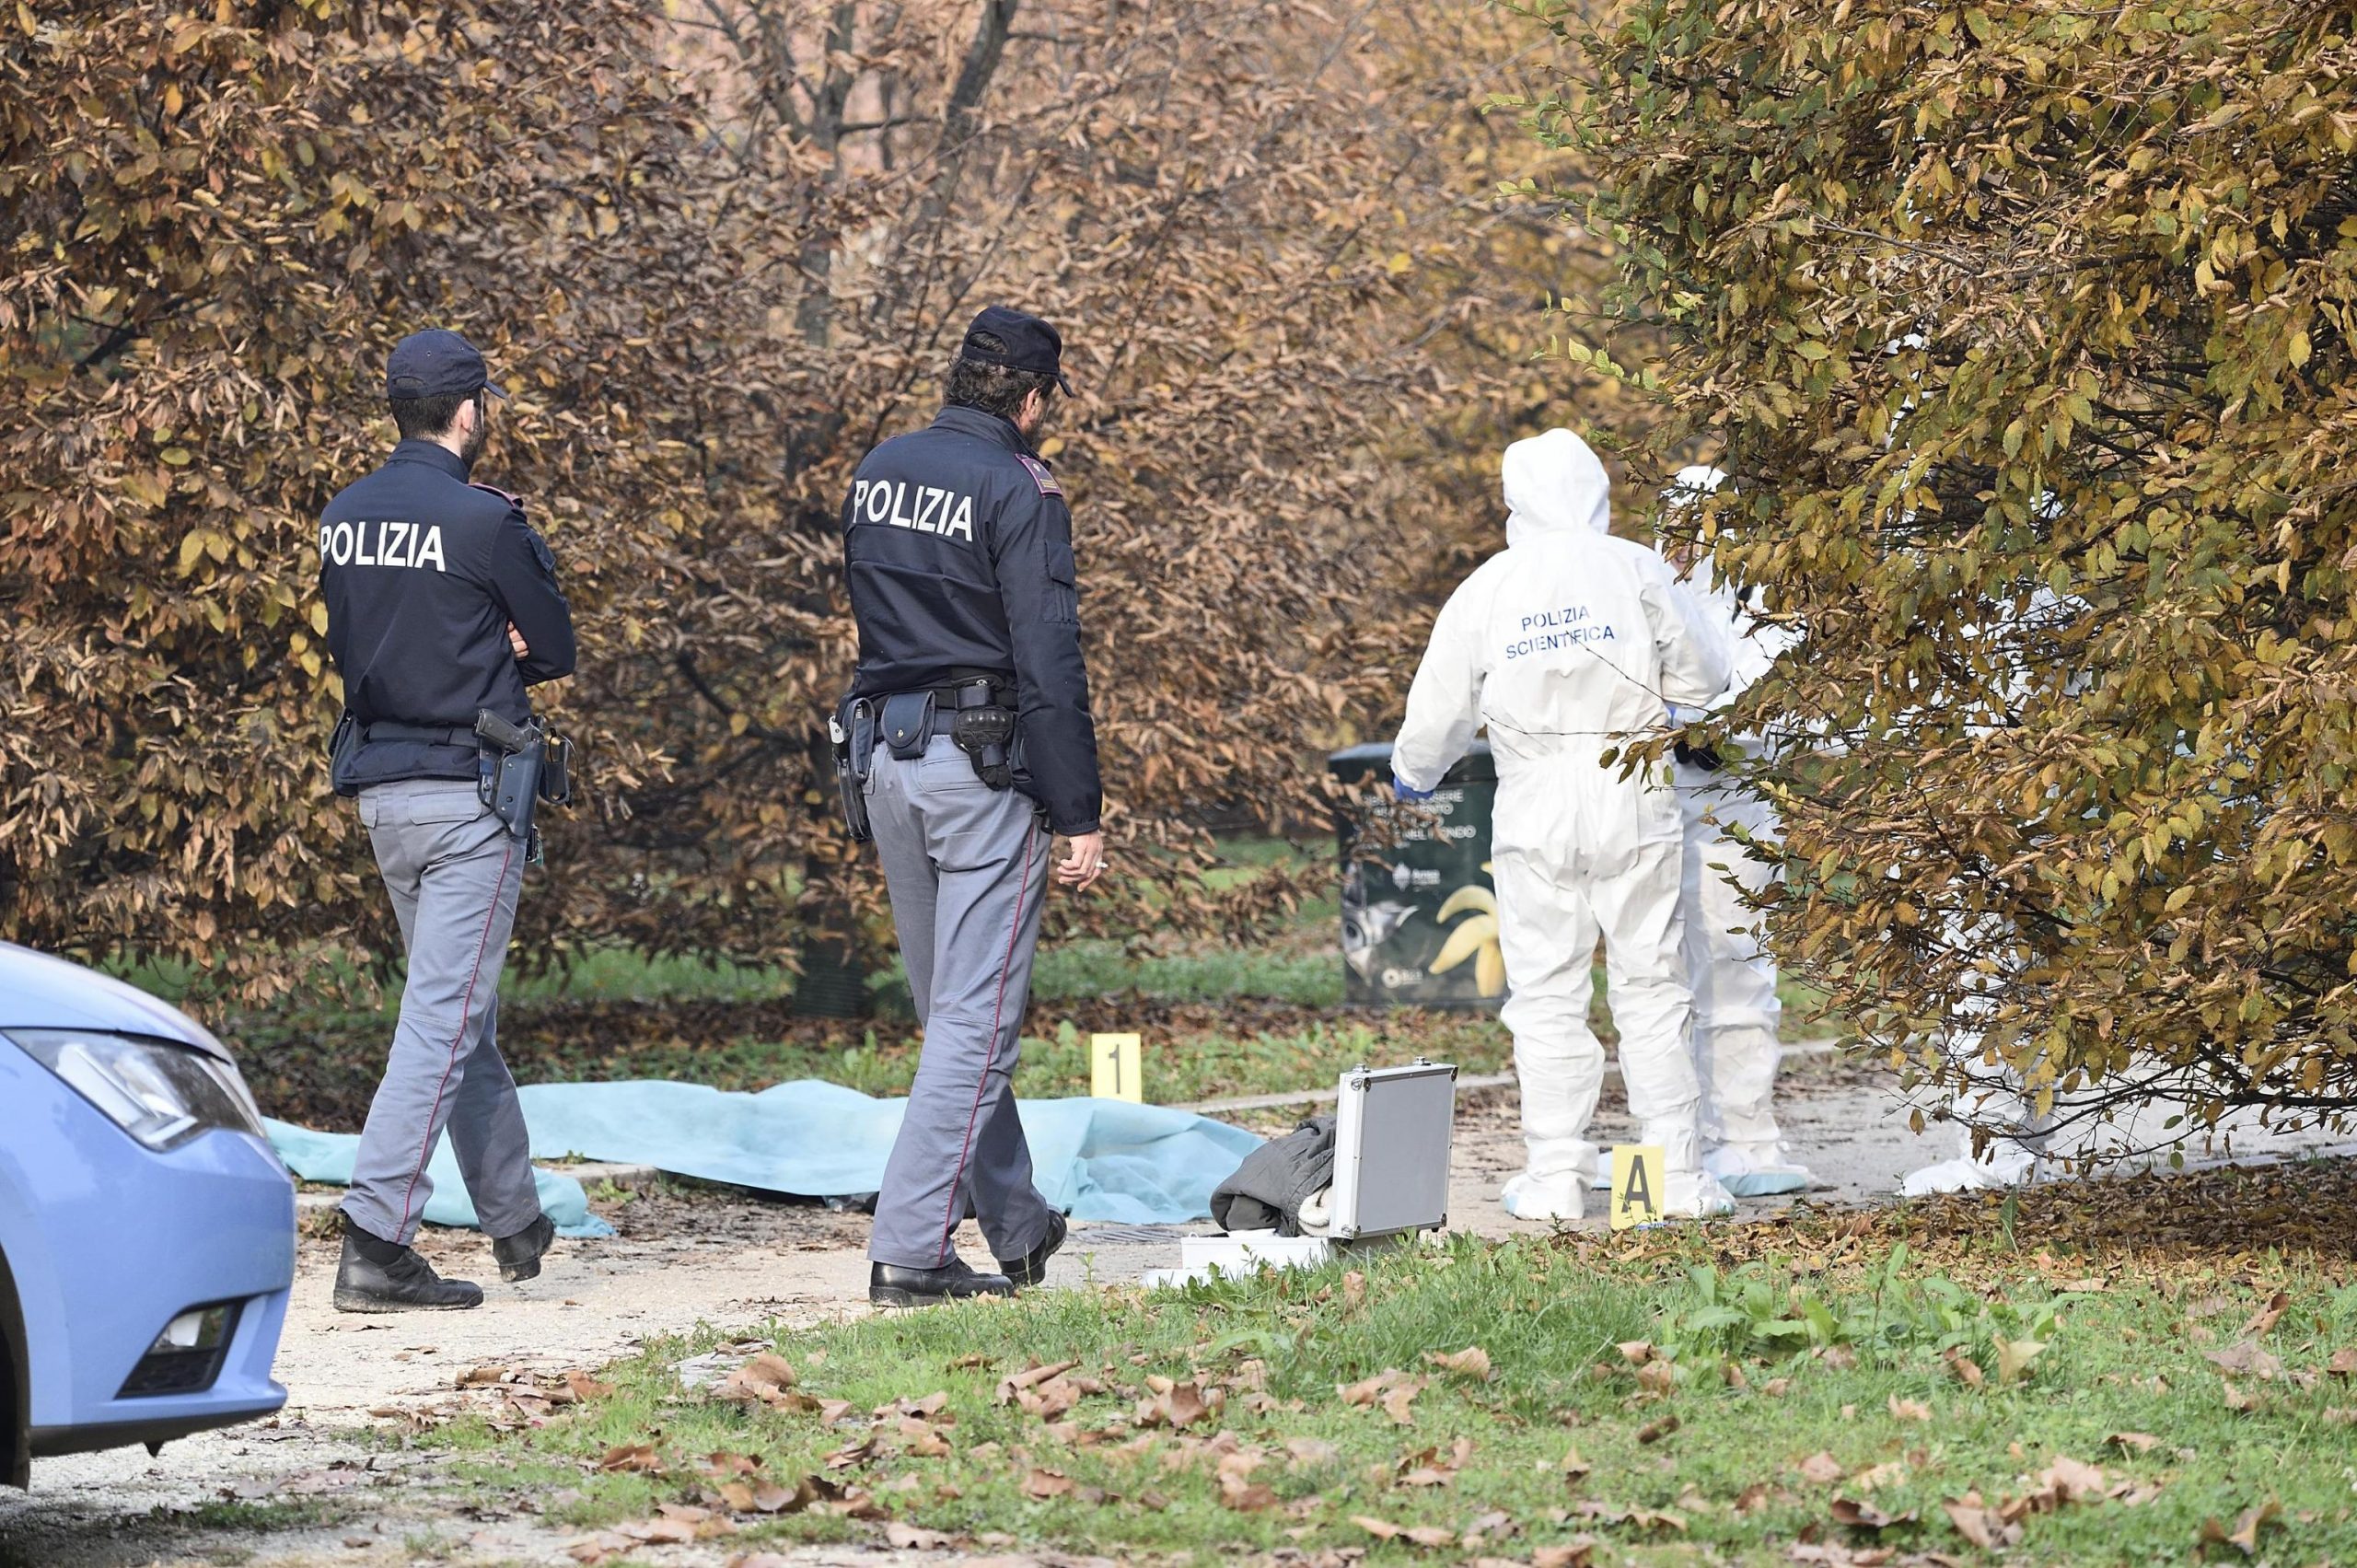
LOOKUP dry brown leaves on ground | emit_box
[1339,1368,1428,1424]
[1579,1162,2357,1284]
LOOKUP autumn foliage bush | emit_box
[1550,0,2357,1132]
[0,1,1605,1005]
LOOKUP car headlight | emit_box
[6,1029,265,1152]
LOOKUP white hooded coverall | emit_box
[1661,467,1811,1196]
[1392,431,1736,1220]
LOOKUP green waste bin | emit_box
[1329,740,1502,1009]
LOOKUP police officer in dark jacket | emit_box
[318,329,575,1312]
[844,307,1105,1307]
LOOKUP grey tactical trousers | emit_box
[865,735,1058,1270]
[340,779,543,1248]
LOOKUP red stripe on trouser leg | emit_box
[933,824,1041,1265]
[392,837,516,1239]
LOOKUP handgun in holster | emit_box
[833,699,877,845]
[474,709,574,865]
[946,676,1016,791]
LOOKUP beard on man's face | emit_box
[459,408,489,466]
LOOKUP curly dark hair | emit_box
[946,331,1057,422]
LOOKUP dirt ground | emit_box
[6,1054,2347,1568]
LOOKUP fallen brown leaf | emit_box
[563,1370,615,1401]
[1831,1496,1918,1530]
[597,1444,663,1474]
[1531,1543,1595,1568]
[1022,1468,1074,1500]
[2241,1290,2291,1338]
[995,1361,1079,1403]
[884,1522,955,1550]
[1284,1436,1338,1469]
[2038,1456,2108,1501]
[2205,1341,2284,1380]
[1424,1345,1493,1380]
[1351,1514,1401,1539]
[457,1365,513,1388]
[2199,1499,2282,1556]
[1887,1396,1932,1423]
[1636,1414,1680,1445]
[1380,1379,1425,1425]
[1942,1493,2023,1550]
[1800,1451,1846,1485]
[1145,1379,1213,1429]
[2105,1432,2161,1454]
[1993,1336,2047,1383]
[1219,1473,1278,1512]
[1561,1446,1591,1483]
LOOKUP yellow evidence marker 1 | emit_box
[1609,1144,1665,1230]
[1091,1032,1144,1102]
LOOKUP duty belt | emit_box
[362,721,476,748]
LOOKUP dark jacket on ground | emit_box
[842,405,1102,836]
[1210,1116,1338,1237]
[319,439,575,788]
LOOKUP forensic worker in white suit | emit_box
[1390,430,1736,1221]
[1660,466,1813,1197]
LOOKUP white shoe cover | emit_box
[1661,1169,1738,1218]
[1704,1143,1814,1197]
[1502,1170,1586,1221]
[1899,1144,2038,1198]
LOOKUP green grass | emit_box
[412,1210,2357,1564]
[170,824,1847,1123]
[417,1015,1516,1109]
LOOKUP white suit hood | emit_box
[1503,429,1612,545]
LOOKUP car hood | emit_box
[0,941,233,1063]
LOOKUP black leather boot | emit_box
[332,1230,484,1313]
[492,1214,556,1283]
[869,1257,1014,1307]
[997,1211,1068,1290]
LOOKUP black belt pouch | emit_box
[881,691,935,761]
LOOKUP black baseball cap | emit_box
[386,329,507,402]
[958,306,1074,396]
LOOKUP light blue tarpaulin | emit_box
[264,1119,615,1238]
[268,1080,1260,1230]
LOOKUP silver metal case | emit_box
[1328,1059,1457,1240]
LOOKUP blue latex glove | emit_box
[1392,772,1435,802]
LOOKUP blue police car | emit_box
[0,942,294,1488]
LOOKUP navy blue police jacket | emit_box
[318,440,575,789]
[843,404,1102,836]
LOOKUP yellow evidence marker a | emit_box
[1091,1032,1144,1102]
[1609,1144,1665,1230]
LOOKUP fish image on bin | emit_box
[1329,741,1501,1009]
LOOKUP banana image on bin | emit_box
[1428,863,1506,998]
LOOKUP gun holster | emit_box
[834,698,877,845]
[946,678,1016,791]
[474,710,550,865]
